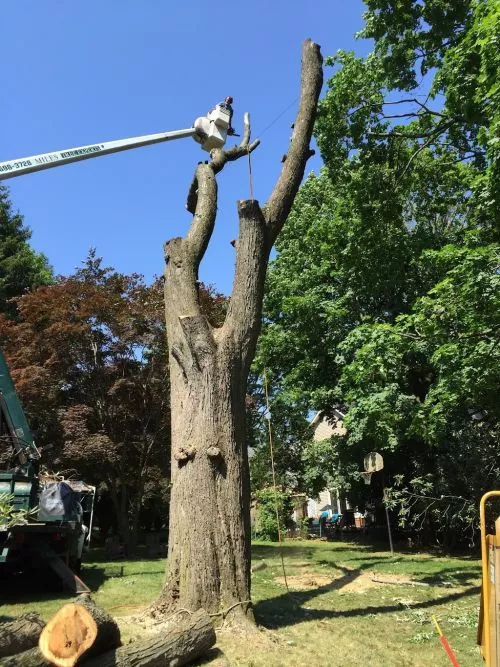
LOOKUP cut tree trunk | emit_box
[157,322,254,619]
[0,613,45,658]
[154,39,323,621]
[81,609,215,667]
[38,596,121,667]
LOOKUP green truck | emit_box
[0,349,95,594]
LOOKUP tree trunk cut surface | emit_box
[82,609,216,667]
[38,603,97,667]
[38,596,121,667]
[0,613,45,658]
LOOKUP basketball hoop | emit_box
[361,471,373,485]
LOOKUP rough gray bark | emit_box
[0,647,51,667]
[81,609,215,667]
[0,614,45,658]
[156,39,323,620]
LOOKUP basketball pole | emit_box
[383,489,394,556]
[382,469,394,556]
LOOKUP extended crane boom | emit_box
[0,128,197,181]
[0,105,231,181]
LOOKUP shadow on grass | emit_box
[252,543,382,558]
[253,546,481,629]
[1,565,108,604]
[255,585,480,629]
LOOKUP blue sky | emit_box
[2,0,370,294]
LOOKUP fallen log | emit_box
[0,646,51,667]
[0,613,46,658]
[38,595,121,667]
[82,608,216,667]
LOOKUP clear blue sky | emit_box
[2,0,370,294]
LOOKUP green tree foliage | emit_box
[253,487,294,541]
[257,0,499,542]
[0,185,53,317]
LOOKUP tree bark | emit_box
[81,609,215,667]
[0,647,51,667]
[155,39,323,621]
[38,596,121,667]
[0,613,45,658]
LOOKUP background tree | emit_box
[154,40,322,622]
[257,0,499,543]
[0,252,172,550]
[0,185,53,318]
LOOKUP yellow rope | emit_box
[263,371,289,592]
[247,147,254,201]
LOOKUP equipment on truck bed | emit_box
[0,349,95,593]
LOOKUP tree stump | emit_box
[82,609,216,667]
[0,613,46,658]
[38,596,121,667]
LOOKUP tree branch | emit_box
[209,113,260,175]
[264,39,323,243]
[369,119,456,140]
[185,165,217,268]
[221,201,269,372]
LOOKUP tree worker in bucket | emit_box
[217,96,235,135]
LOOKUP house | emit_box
[304,409,352,519]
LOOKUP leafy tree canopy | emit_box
[255,0,499,541]
[0,185,53,318]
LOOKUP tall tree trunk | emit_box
[154,40,323,621]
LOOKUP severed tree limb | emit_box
[0,614,45,659]
[0,646,51,667]
[81,608,215,667]
[264,39,323,243]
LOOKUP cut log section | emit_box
[0,613,46,658]
[38,604,97,667]
[82,608,216,667]
[38,596,121,667]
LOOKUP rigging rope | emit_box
[245,95,298,203]
[255,97,299,140]
[263,371,289,592]
[247,147,254,201]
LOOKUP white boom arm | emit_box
[0,106,231,181]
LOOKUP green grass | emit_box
[0,540,483,666]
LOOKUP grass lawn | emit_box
[0,539,483,666]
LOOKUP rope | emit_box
[263,371,289,592]
[244,95,299,202]
[255,97,299,140]
[247,148,254,201]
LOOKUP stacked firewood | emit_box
[0,595,215,666]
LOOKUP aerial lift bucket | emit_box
[478,491,500,666]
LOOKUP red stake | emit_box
[432,615,460,667]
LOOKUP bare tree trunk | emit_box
[154,40,323,622]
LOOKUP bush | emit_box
[254,487,294,541]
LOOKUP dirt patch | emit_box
[275,570,433,594]
[275,574,333,590]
